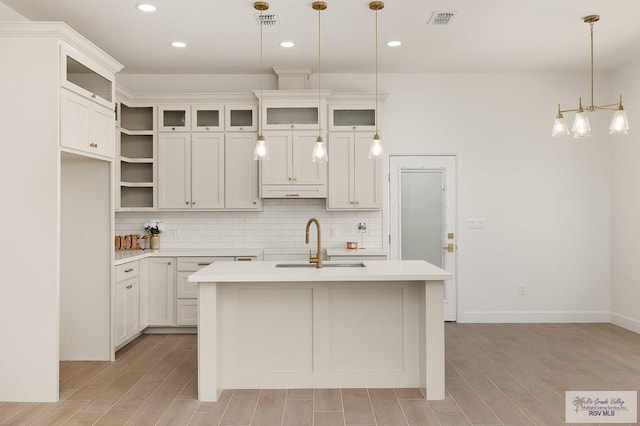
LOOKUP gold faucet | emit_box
[305,218,322,268]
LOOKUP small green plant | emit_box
[144,219,165,235]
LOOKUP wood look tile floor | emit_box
[1,323,640,425]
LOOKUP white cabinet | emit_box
[260,130,327,198]
[192,105,224,132]
[117,103,155,210]
[262,104,319,130]
[61,45,114,109]
[328,104,377,132]
[115,262,140,348]
[158,133,225,209]
[225,133,261,209]
[225,104,257,132]
[139,257,150,329]
[159,105,190,131]
[61,88,115,159]
[327,132,383,210]
[148,257,175,326]
[176,256,235,326]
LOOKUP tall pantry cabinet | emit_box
[0,22,122,402]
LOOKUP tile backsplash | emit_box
[115,199,383,249]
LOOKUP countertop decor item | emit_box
[144,219,165,234]
[346,241,358,249]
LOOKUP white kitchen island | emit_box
[189,260,452,401]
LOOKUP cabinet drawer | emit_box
[115,261,139,282]
[176,299,198,326]
[260,185,327,199]
[176,256,234,272]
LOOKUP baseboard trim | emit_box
[459,310,610,323]
[143,327,197,334]
[610,312,640,334]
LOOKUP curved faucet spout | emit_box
[305,218,322,268]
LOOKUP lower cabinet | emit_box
[148,257,176,326]
[176,256,234,326]
[115,261,140,348]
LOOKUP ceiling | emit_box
[3,0,640,75]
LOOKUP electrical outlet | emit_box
[519,285,527,296]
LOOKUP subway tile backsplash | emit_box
[115,199,383,249]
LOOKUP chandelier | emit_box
[552,15,629,138]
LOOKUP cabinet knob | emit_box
[168,262,172,265]
[293,177,297,181]
[355,201,360,205]
[290,124,294,129]
[253,201,257,205]
[192,201,196,205]
[353,126,356,130]
[172,127,176,131]
[126,285,133,289]
[288,177,292,181]
[185,201,189,205]
[350,201,354,205]
[89,142,98,148]
[239,127,244,131]
[91,93,96,99]
[206,127,210,130]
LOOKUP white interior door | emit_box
[389,155,457,321]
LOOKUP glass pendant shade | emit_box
[368,133,384,158]
[253,135,269,160]
[609,109,629,135]
[552,116,569,136]
[572,112,591,138]
[312,136,328,162]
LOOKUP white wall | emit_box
[610,58,640,333]
[117,71,613,323]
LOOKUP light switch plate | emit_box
[467,218,485,229]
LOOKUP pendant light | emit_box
[253,1,270,160]
[552,15,629,138]
[311,1,328,162]
[368,1,384,159]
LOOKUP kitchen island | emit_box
[189,260,452,401]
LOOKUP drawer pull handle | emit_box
[124,268,134,273]
[198,262,212,266]
[126,285,133,289]
[286,194,300,197]
[89,142,98,148]
[237,258,253,261]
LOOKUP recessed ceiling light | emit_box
[136,4,156,12]
[386,41,402,47]
[280,41,295,48]
[171,41,187,48]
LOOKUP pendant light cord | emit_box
[375,7,379,135]
[318,7,321,139]
[589,20,594,109]
[259,9,264,136]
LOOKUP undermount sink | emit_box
[275,262,366,268]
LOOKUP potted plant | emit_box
[144,219,165,250]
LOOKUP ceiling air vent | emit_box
[255,13,279,27]
[427,11,456,26]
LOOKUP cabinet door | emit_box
[139,258,150,329]
[192,105,224,131]
[158,105,190,131]
[115,279,128,347]
[176,299,198,326]
[61,89,115,158]
[353,132,382,209]
[260,131,291,185]
[158,133,191,208]
[148,258,175,326]
[225,133,261,209]
[293,131,326,185]
[327,133,354,209]
[192,134,225,209]
[125,279,140,339]
[61,45,114,109]
[226,105,257,132]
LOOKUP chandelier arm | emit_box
[559,107,580,114]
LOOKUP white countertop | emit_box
[114,248,261,265]
[189,260,452,283]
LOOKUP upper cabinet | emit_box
[192,105,224,132]
[263,104,319,130]
[329,104,377,132]
[159,105,190,131]
[226,105,257,132]
[61,45,115,110]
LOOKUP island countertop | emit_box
[188,259,452,283]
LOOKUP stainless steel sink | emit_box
[275,262,366,268]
